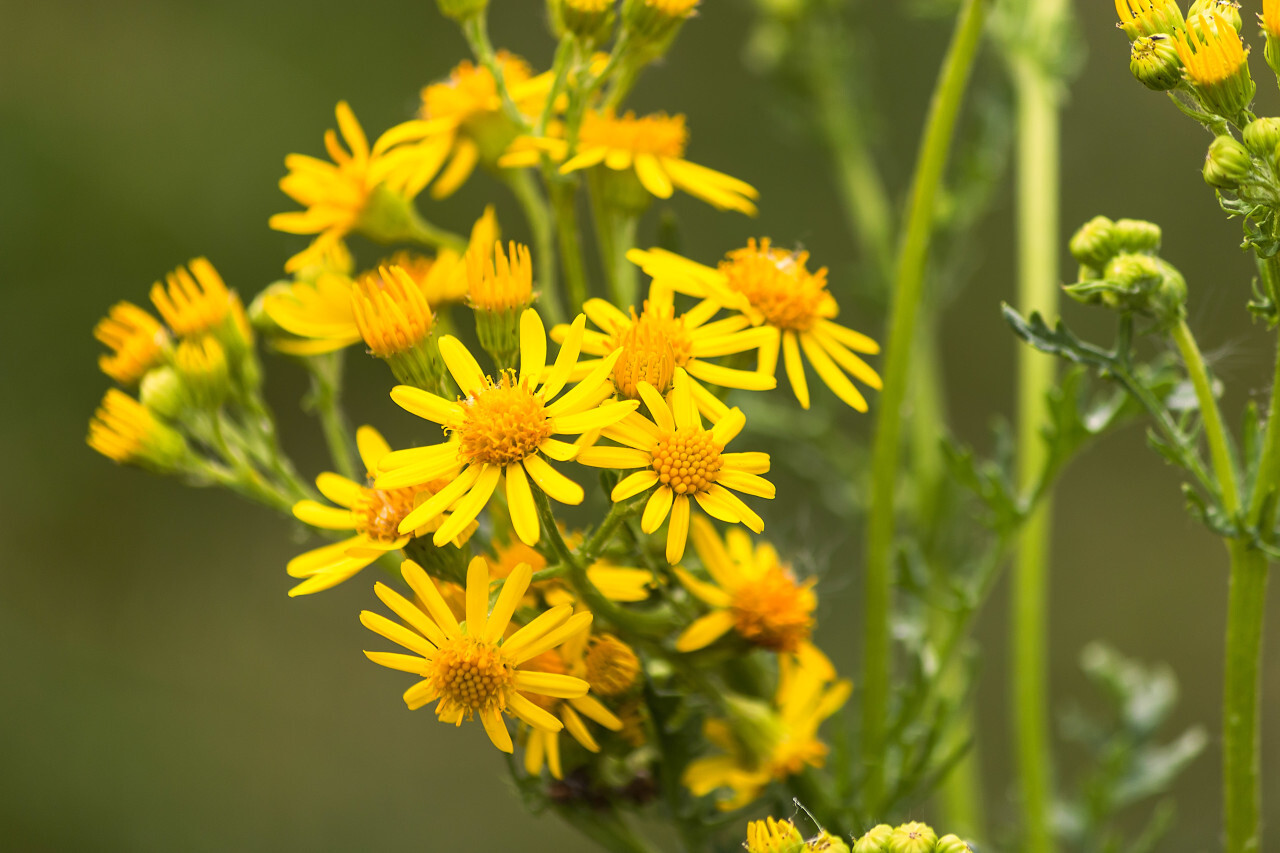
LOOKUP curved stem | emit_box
[1171,319,1240,515]
[860,0,988,810]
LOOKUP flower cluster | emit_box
[742,817,976,853]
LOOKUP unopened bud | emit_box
[852,825,894,853]
[1130,35,1181,90]
[887,822,937,853]
[1115,0,1184,39]
[1203,134,1252,189]
[811,831,852,853]
[435,0,488,21]
[1188,0,1241,32]
[174,335,231,410]
[1113,218,1162,253]
[623,0,699,58]
[1243,117,1280,159]
[1069,215,1118,270]
[139,366,187,421]
[551,0,616,44]
[935,835,975,853]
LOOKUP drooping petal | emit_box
[482,562,533,643]
[799,332,868,411]
[430,465,501,545]
[521,454,585,505]
[508,692,564,732]
[641,486,675,534]
[611,470,660,501]
[666,494,692,564]
[480,706,514,753]
[675,610,736,652]
[513,671,590,699]
[782,330,810,409]
[505,463,540,546]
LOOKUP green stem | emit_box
[1171,319,1241,515]
[1223,541,1268,853]
[460,14,527,130]
[1247,258,1280,525]
[307,352,358,482]
[860,0,987,810]
[538,37,576,138]
[551,179,590,312]
[503,169,564,324]
[1011,63,1060,853]
[406,208,467,254]
[550,805,659,853]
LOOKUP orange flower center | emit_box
[456,373,552,466]
[354,486,421,543]
[651,427,723,495]
[584,634,641,696]
[720,239,832,332]
[579,111,688,158]
[430,635,515,714]
[610,303,691,398]
[730,566,814,653]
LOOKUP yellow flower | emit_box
[1175,11,1249,87]
[673,516,816,654]
[87,389,188,470]
[468,240,535,312]
[150,258,241,340]
[745,818,805,853]
[1266,0,1280,40]
[522,614,625,779]
[1114,0,1184,39]
[683,645,851,810]
[350,265,436,358]
[552,286,776,422]
[269,102,425,270]
[373,53,555,200]
[374,310,638,545]
[629,240,881,411]
[362,557,595,753]
[550,110,758,215]
[94,302,170,385]
[286,426,472,597]
[173,335,230,409]
[577,368,774,564]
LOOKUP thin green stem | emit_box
[860,0,987,810]
[538,37,577,138]
[1171,319,1241,515]
[1247,257,1280,525]
[406,208,467,254]
[460,14,527,129]
[1012,63,1060,853]
[307,352,358,482]
[503,169,564,324]
[551,179,590,312]
[1223,541,1268,853]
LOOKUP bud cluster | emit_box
[1065,216,1186,330]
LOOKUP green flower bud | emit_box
[852,825,894,853]
[435,0,488,21]
[888,822,937,853]
[174,335,231,410]
[1188,0,1241,33]
[1130,35,1181,91]
[551,0,616,44]
[1068,215,1117,270]
[139,365,187,421]
[1203,134,1252,190]
[1243,117,1280,159]
[935,836,974,853]
[1112,218,1162,253]
[811,831,852,853]
[622,0,698,58]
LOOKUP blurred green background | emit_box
[3,0,1279,849]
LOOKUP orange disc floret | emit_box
[721,239,834,332]
[651,426,724,496]
[455,373,554,466]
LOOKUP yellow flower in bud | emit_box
[352,265,435,358]
[374,54,555,200]
[491,534,655,606]
[683,645,850,810]
[852,825,894,853]
[552,285,776,422]
[887,822,937,853]
[630,240,881,411]
[1174,11,1255,119]
[623,0,700,52]
[87,389,188,470]
[584,634,641,696]
[150,258,235,339]
[374,311,638,546]
[522,613,625,779]
[173,335,230,409]
[287,427,471,596]
[674,516,816,653]
[94,302,170,385]
[553,0,616,43]
[746,818,805,853]
[577,368,774,564]
[1114,0,1184,39]
[1265,0,1280,38]
[468,240,534,311]
[362,557,595,753]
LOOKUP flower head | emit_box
[150,258,239,340]
[746,818,805,853]
[630,241,881,411]
[674,517,815,653]
[173,335,230,409]
[352,265,436,358]
[468,240,534,312]
[554,286,775,422]
[374,310,637,546]
[577,368,774,564]
[87,389,188,470]
[286,426,471,596]
[94,302,170,385]
[1266,0,1280,40]
[1174,11,1255,119]
[1114,0,1185,39]
[362,557,597,753]
[683,645,850,810]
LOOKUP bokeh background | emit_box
[3,0,1279,850]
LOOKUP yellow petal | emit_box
[641,487,674,534]
[612,469,659,501]
[666,495,691,564]
[402,559,461,637]
[292,500,354,530]
[430,465,501,545]
[360,610,436,657]
[480,706,514,753]
[519,308,547,386]
[675,610,736,652]
[634,153,674,198]
[316,472,363,508]
[521,454,585,505]
[374,582,449,648]
[800,331,868,412]
[576,446,651,469]
[355,425,391,472]
[391,385,464,425]
[508,692,565,732]
[505,464,540,546]
[782,330,810,409]
[438,335,488,395]
[674,567,733,608]
[513,671,590,698]
[482,562,533,644]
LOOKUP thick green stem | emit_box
[551,179,590,312]
[1223,541,1268,853]
[503,169,564,324]
[860,0,987,809]
[1012,64,1060,853]
[1171,319,1241,515]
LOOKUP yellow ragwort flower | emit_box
[630,240,881,411]
[173,335,230,409]
[552,285,776,422]
[1175,11,1249,88]
[351,265,435,358]
[1266,0,1280,40]
[94,302,170,385]
[468,240,534,311]
[374,310,638,546]
[674,516,816,654]
[745,818,805,853]
[87,389,187,469]
[553,110,758,214]
[683,645,850,810]
[1114,0,1185,39]
[362,557,594,753]
[577,368,774,564]
[150,257,239,340]
[521,614,625,779]
[372,53,555,200]
[286,426,472,596]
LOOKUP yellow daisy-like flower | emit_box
[94,302,171,385]
[629,240,881,411]
[468,240,535,312]
[150,257,240,341]
[374,309,638,545]
[683,645,851,810]
[263,208,497,355]
[577,368,774,564]
[87,389,187,469]
[350,265,436,358]
[269,101,424,271]
[547,110,758,215]
[552,286,776,422]
[1175,11,1248,86]
[372,53,555,200]
[521,615,626,779]
[285,426,472,597]
[673,516,816,654]
[362,557,597,752]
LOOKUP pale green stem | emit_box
[861,0,987,809]
[1223,541,1268,853]
[405,208,467,254]
[1171,319,1241,515]
[551,179,590,312]
[307,352,358,482]
[460,14,527,130]
[1012,63,1060,853]
[503,169,564,324]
